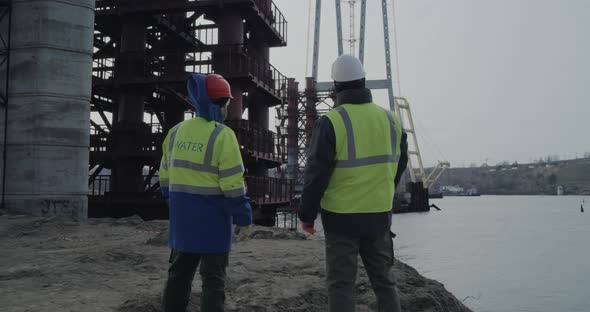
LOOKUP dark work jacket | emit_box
[299,88,408,239]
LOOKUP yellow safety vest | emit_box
[159,117,245,198]
[321,103,402,213]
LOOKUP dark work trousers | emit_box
[162,251,229,312]
[325,230,402,312]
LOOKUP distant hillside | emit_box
[428,158,590,195]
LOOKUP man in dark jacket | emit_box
[299,55,408,312]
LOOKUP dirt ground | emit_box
[0,213,471,312]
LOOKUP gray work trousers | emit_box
[162,251,228,312]
[325,231,402,312]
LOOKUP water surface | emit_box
[391,195,589,312]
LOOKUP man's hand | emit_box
[301,222,317,235]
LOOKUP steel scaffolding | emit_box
[89,0,292,224]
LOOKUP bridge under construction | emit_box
[0,0,447,224]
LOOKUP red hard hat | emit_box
[205,74,234,99]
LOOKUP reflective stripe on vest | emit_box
[166,123,246,197]
[168,184,245,197]
[219,164,245,178]
[169,184,223,195]
[160,156,168,170]
[168,125,180,161]
[204,125,225,167]
[167,124,241,177]
[333,106,400,168]
[320,103,402,214]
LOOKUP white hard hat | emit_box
[331,54,366,82]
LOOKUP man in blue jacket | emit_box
[160,74,252,312]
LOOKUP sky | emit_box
[271,0,590,167]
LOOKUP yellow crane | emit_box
[394,97,450,190]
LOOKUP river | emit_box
[391,195,589,312]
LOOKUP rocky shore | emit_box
[0,213,472,312]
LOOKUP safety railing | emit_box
[274,211,298,230]
[186,51,213,75]
[149,122,163,135]
[92,57,115,80]
[89,175,111,195]
[95,0,288,42]
[142,129,165,153]
[90,133,109,153]
[270,0,288,43]
[89,174,294,202]
[274,127,288,164]
[245,176,293,205]
[88,174,159,195]
[94,49,169,82]
[89,123,164,153]
[95,0,116,11]
[225,120,287,163]
[94,46,286,100]
[212,45,287,99]
[247,53,287,100]
[252,0,288,43]
[95,0,286,43]
[192,24,218,46]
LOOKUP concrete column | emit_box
[0,7,7,207]
[5,0,95,220]
[0,107,4,208]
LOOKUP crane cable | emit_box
[415,115,449,163]
[390,0,449,164]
